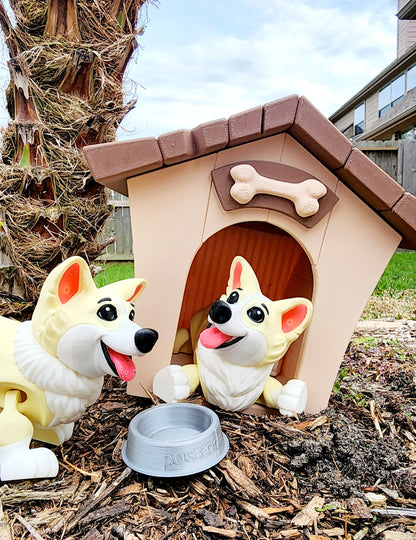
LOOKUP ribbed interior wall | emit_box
[178,222,313,330]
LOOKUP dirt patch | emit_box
[279,409,409,497]
[1,320,415,539]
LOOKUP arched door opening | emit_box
[174,221,313,386]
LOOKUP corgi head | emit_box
[31,256,158,381]
[198,256,312,367]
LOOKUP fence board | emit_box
[99,191,133,261]
[356,140,416,195]
[363,149,398,180]
[399,139,416,193]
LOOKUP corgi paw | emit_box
[274,379,307,416]
[0,437,59,481]
[153,365,191,403]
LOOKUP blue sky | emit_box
[119,0,398,139]
[0,0,399,140]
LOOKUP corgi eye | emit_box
[129,309,135,321]
[97,304,117,321]
[247,306,265,323]
[227,291,239,304]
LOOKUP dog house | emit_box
[84,95,416,414]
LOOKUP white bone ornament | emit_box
[230,164,327,218]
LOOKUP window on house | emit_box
[354,103,365,135]
[391,74,405,104]
[379,86,391,117]
[407,64,416,92]
[378,74,405,117]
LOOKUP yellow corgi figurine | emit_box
[154,256,312,414]
[0,256,158,481]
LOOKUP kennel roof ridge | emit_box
[84,94,416,250]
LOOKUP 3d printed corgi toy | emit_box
[0,256,158,481]
[154,256,312,415]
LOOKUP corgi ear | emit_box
[56,257,96,304]
[32,256,96,340]
[280,298,313,342]
[58,261,81,304]
[99,278,147,303]
[226,256,261,295]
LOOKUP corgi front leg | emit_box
[153,364,200,403]
[262,377,308,416]
[0,390,59,481]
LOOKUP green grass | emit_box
[373,250,416,295]
[94,262,134,287]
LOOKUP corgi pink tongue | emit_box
[107,347,136,381]
[199,326,233,349]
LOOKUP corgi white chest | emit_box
[197,343,273,411]
[14,321,103,426]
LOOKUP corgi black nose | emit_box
[209,300,232,324]
[135,328,158,353]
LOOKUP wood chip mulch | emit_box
[1,320,415,539]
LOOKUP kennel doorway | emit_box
[174,221,313,384]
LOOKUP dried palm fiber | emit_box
[0,0,150,319]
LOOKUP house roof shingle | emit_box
[84,95,416,250]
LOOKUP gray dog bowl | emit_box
[122,403,229,477]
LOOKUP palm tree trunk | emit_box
[0,0,149,319]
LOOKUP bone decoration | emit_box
[230,164,327,218]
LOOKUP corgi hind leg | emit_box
[0,390,59,481]
[261,377,284,409]
[33,422,74,446]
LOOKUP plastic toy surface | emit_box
[0,256,158,481]
[153,256,312,414]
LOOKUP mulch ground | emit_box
[1,320,415,540]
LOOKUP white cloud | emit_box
[246,1,397,112]
[121,0,398,139]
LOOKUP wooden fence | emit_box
[99,143,416,261]
[98,191,133,261]
[355,139,416,194]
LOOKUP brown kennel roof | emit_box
[84,95,416,249]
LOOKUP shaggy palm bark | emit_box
[0,0,148,319]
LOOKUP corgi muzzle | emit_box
[200,301,244,350]
[101,328,158,381]
[209,300,232,324]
